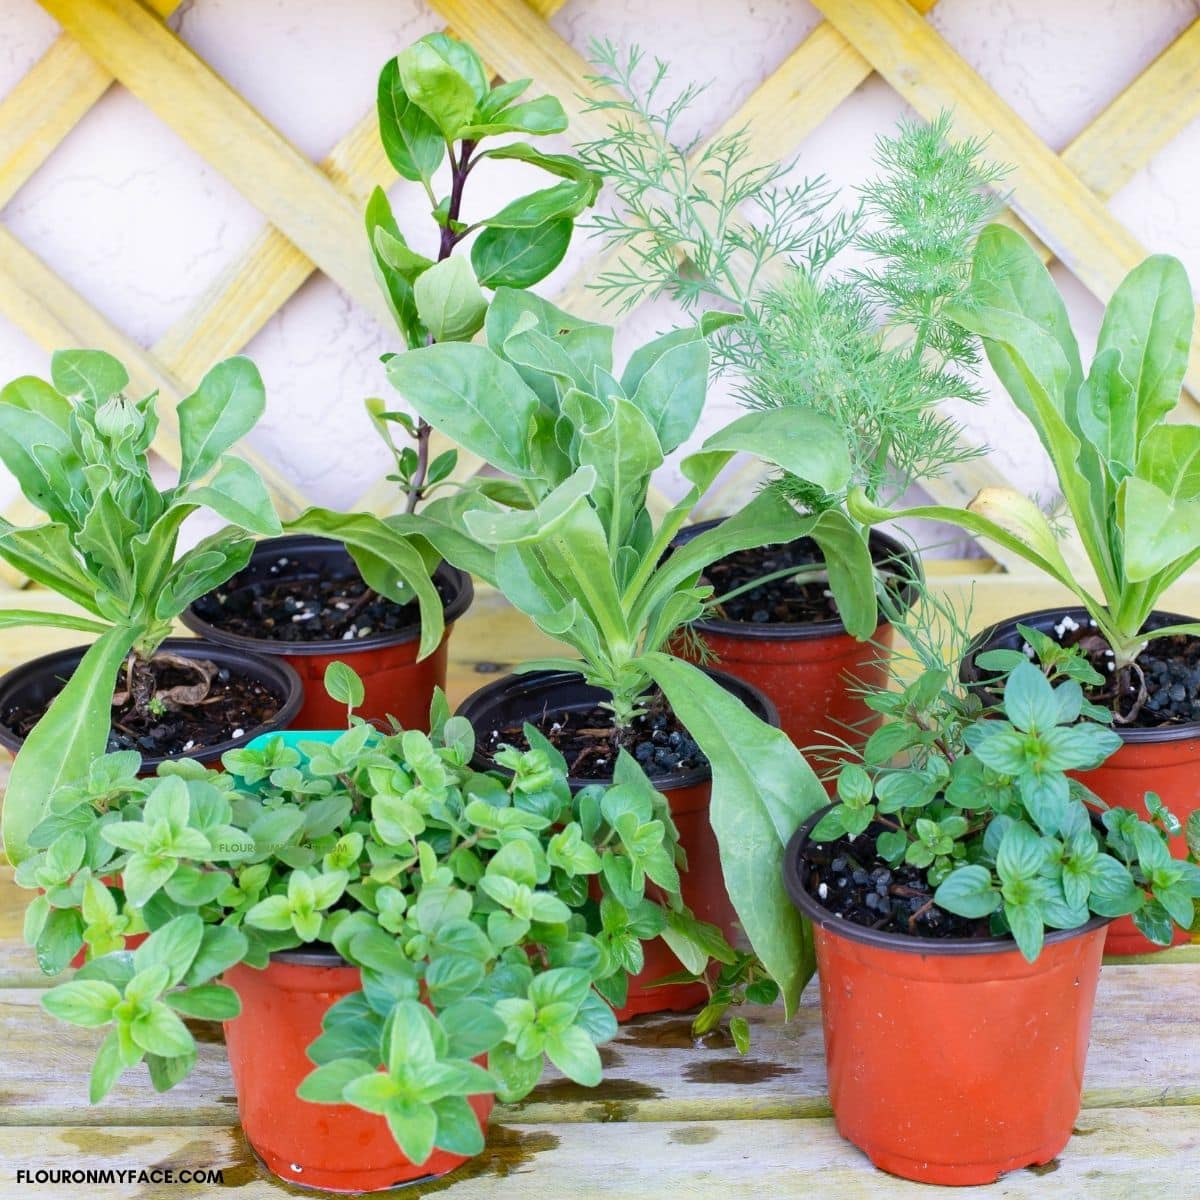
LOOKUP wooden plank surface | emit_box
[0,1106,1196,1199]
[2,963,1198,1126]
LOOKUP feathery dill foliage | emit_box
[577,46,1008,506]
[576,39,858,333]
[738,113,1008,506]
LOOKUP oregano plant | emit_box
[19,669,722,1164]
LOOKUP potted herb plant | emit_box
[782,618,1200,1185]
[579,49,1005,762]
[386,287,851,1018]
[0,351,307,869]
[185,34,600,732]
[852,226,1200,953]
[19,667,694,1191]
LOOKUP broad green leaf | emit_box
[154,529,255,622]
[543,1024,602,1086]
[0,521,106,614]
[176,357,266,487]
[459,95,569,138]
[2,625,139,864]
[366,188,424,348]
[51,350,129,405]
[413,256,487,343]
[1095,253,1193,444]
[42,979,120,1027]
[480,181,596,230]
[298,1057,376,1104]
[0,609,108,636]
[287,508,445,659]
[376,57,444,182]
[130,1003,194,1057]
[0,378,81,526]
[386,343,541,478]
[186,455,280,536]
[481,142,598,184]
[627,337,709,456]
[420,33,489,101]
[431,1095,486,1156]
[396,39,477,139]
[641,654,826,1016]
[165,984,241,1020]
[324,661,365,709]
[701,407,851,497]
[562,391,662,550]
[1077,347,1137,483]
[472,219,573,290]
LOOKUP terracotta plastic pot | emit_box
[183,535,473,732]
[456,667,779,1019]
[963,607,1199,955]
[224,950,493,1192]
[0,637,302,767]
[784,807,1108,1186]
[670,523,919,772]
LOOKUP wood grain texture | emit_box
[0,1106,1197,1198]
[809,0,1200,401]
[1,963,1198,1125]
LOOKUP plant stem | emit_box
[710,564,829,609]
[405,139,476,514]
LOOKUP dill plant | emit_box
[577,48,1008,509]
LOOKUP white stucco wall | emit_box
[1,0,1198,550]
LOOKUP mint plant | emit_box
[814,645,1200,959]
[852,227,1200,712]
[386,288,859,1012]
[20,669,719,1163]
[365,34,601,513]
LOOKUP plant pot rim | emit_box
[181,533,474,657]
[456,665,779,792]
[674,521,921,641]
[783,805,1109,957]
[0,636,303,766]
[961,605,1200,744]
[266,944,351,969]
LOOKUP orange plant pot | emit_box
[670,524,917,776]
[183,536,472,733]
[224,954,493,1192]
[785,813,1108,1186]
[456,668,777,1020]
[963,607,1200,956]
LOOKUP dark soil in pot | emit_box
[679,525,919,633]
[185,535,469,650]
[489,692,704,780]
[798,821,986,940]
[963,608,1200,731]
[0,638,301,763]
[460,668,774,787]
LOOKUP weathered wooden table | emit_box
[1,574,1198,1198]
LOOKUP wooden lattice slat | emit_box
[0,0,1194,590]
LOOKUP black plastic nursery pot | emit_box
[0,636,302,769]
[224,948,493,1192]
[669,522,920,773]
[182,534,473,732]
[784,806,1108,1187]
[456,667,779,1020]
[962,606,1200,956]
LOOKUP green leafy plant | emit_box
[0,352,282,864]
[19,668,716,1163]
[0,352,439,867]
[386,287,865,1011]
[365,34,601,513]
[851,226,1200,708]
[578,49,1003,511]
[814,629,1200,959]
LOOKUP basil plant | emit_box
[852,225,1200,688]
[366,34,601,512]
[818,646,1200,959]
[22,674,707,1165]
[385,289,877,1011]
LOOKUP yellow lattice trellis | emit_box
[0,0,1198,588]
